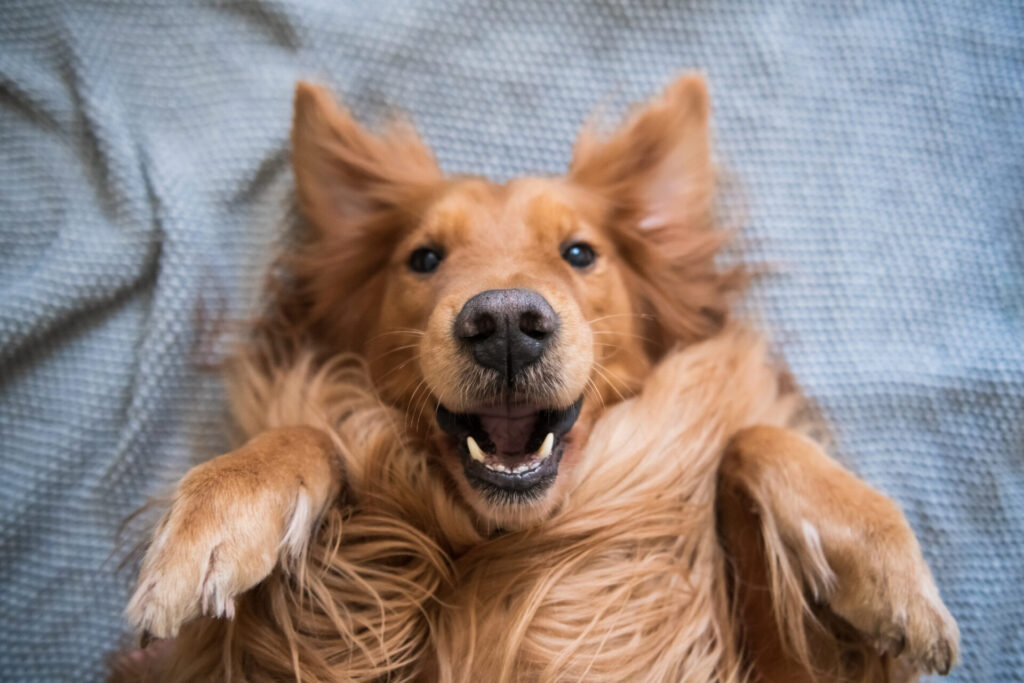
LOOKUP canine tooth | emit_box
[536,433,554,460]
[467,436,486,463]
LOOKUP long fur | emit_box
[132,329,813,682]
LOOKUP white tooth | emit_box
[467,436,486,463]
[536,433,554,461]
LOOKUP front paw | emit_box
[125,455,316,638]
[826,526,960,675]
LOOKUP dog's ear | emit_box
[570,74,741,352]
[570,74,713,238]
[285,84,443,351]
[291,82,442,236]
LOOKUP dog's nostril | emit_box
[519,311,554,340]
[459,311,497,341]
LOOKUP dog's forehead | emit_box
[423,177,586,246]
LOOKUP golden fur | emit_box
[117,75,958,682]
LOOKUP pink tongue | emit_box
[479,412,536,455]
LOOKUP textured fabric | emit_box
[1,1,1021,680]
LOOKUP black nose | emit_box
[454,288,559,378]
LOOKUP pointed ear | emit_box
[570,74,713,238]
[285,84,442,352]
[571,75,741,351]
[291,82,442,236]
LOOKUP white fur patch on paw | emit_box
[198,544,236,620]
[800,519,837,601]
[280,487,315,561]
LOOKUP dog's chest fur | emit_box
[289,329,796,681]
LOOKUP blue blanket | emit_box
[1,1,1021,679]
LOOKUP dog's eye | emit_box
[562,242,596,269]
[408,247,443,274]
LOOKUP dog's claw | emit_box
[893,634,906,658]
[877,631,906,658]
[930,637,954,676]
[829,555,959,676]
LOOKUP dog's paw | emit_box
[125,454,316,638]
[826,527,960,675]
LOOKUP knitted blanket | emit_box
[1,1,1021,679]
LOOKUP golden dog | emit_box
[119,75,959,682]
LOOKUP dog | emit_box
[118,74,959,682]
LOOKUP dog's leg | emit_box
[125,426,340,638]
[719,425,959,677]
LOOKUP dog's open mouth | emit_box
[436,397,583,503]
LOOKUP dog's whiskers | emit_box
[369,343,421,364]
[592,330,657,346]
[413,382,438,435]
[404,378,430,432]
[385,361,424,393]
[584,376,606,411]
[366,328,425,344]
[586,313,654,325]
[591,361,628,403]
[591,340,645,363]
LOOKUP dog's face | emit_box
[381,178,636,521]
[290,75,736,527]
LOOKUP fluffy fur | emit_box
[117,75,958,682]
